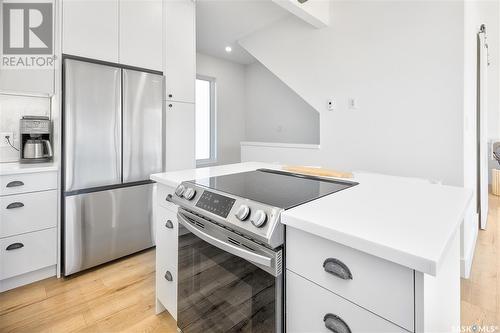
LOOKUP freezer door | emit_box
[64,184,154,275]
[64,59,122,192]
[123,69,164,183]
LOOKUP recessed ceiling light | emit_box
[225,46,232,53]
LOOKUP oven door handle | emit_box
[177,213,273,268]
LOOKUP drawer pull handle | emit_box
[324,313,351,333]
[164,271,173,281]
[166,194,173,202]
[165,220,174,229]
[6,202,24,209]
[6,181,24,188]
[323,258,353,280]
[6,243,24,251]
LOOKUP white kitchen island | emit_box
[151,162,472,333]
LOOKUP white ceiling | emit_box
[196,0,289,65]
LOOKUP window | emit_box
[195,76,216,165]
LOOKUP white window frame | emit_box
[195,75,217,166]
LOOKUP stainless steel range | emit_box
[171,168,357,333]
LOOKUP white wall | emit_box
[240,1,465,186]
[0,94,51,163]
[245,62,319,144]
[196,52,246,165]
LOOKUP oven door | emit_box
[177,209,283,333]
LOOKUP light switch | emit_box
[348,98,358,110]
[327,99,335,111]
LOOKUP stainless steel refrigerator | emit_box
[63,58,164,276]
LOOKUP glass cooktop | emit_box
[191,169,358,210]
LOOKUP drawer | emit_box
[157,184,178,212]
[286,270,408,333]
[156,205,178,319]
[0,228,57,280]
[0,190,57,238]
[0,172,57,196]
[286,227,414,331]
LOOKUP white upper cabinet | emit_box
[165,102,195,171]
[164,0,195,103]
[62,0,119,63]
[120,0,163,71]
[0,69,54,95]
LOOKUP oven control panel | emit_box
[195,191,236,218]
[171,182,284,248]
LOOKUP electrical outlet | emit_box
[0,132,14,148]
[348,98,358,110]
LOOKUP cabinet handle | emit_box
[324,313,351,333]
[323,258,353,280]
[165,220,174,229]
[6,243,24,251]
[6,202,24,209]
[168,94,173,98]
[166,194,173,202]
[168,104,173,108]
[164,271,173,281]
[6,181,24,188]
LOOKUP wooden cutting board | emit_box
[282,166,353,179]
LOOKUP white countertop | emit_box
[151,162,472,276]
[150,162,281,187]
[0,161,58,176]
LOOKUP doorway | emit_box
[477,24,490,230]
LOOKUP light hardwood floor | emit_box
[1,195,500,332]
[0,250,177,332]
[461,194,500,326]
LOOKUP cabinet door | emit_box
[156,205,178,320]
[164,0,195,103]
[62,0,119,62]
[120,0,162,70]
[0,69,54,95]
[165,102,195,171]
[286,271,407,333]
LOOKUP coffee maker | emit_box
[20,116,53,163]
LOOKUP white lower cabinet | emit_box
[0,228,57,280]
[157,185,179,212]
[0,171,57,196]
[0,169,58,291]
[156,202,178,320]
[286,227,414,330]
[286,270,408,333]
[0,190,57,238]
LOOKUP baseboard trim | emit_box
[0,265,56,292]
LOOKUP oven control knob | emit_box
[183,187,196,200]
[251,210,267,228]
[235,205,251,221]
[175,185,186,197]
